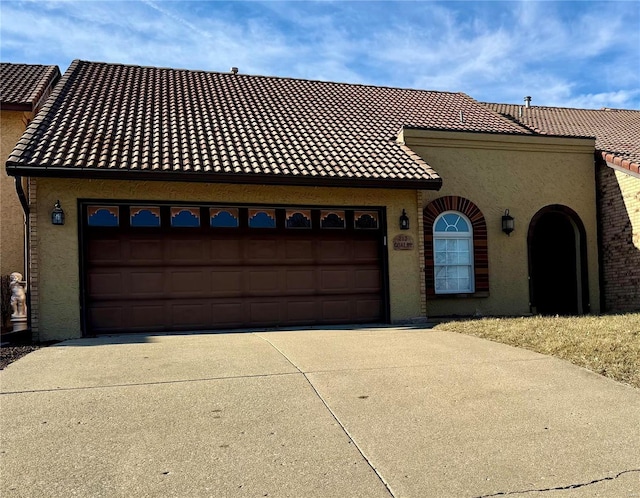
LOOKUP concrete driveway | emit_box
[1,326,639,497]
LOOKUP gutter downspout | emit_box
[14,175,31,332]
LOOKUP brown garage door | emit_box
[83,205,386,334]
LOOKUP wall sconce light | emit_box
[399,209,410,230]
[501,209,514,236]
[51,200,65,225]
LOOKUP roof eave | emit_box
[0,102,34,112]
[600,151,640,176]
[5,163,443,191]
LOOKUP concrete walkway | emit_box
[1,326,639,497]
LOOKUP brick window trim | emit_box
[424,196,489,298]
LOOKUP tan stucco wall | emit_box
[33,178,424,340]
[403,130,600,317]
[1,111,28,278]
[1,111,30,332]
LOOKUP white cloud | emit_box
[1,0,638,109]
[561,89,640,110]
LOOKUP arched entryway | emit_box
[528,205,589,315]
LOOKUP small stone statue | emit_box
[9,272,27,318]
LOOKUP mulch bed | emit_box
[0,344,41,370]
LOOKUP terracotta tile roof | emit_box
[7,60,534,188]
[485,103,640,175]
[0,63,61,112]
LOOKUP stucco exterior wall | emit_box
[404,131,600,317]
[598,165,640,312]
[1,111,28,278]
[1,111,30,332]
[33,178,424,340]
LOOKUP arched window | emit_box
[433,212,473,293]
[423,196,489,297]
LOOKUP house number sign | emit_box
[392,234,414,250]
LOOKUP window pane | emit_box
[210,208,239,228]
[354,211,379,229]
[455,217,469,232]
[434,213,470,233]
[435,252,447,264]
[435,266,447,279]
[131,207,161,227]
[249,209,276,228]
[435,239,446,252]
[171,208,200,227]
[286,210,312,228]
[87,206,119,227]
[456,239,469,251]
[434,217,448,232]
[321,211,346,229]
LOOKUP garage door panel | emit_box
[285,239,314,261]
[170,302,210,328]
[286,299,318,323]
[353,239,379,260]
[317,240,350,261]
[211,302,244,326]
[246,239,279,262]
[250,301,281,324]
[285,269,316,292]
[89,272,123,298]
[130,304,166,329]
[322,300,351,321]
[356,298,383,321]
[355,268,382,291]
[88,239,122,263]
[166,239,207,263]
[248,270,281,294]
[211,270,243,296]
[169,269,209,295]
[129,239,163,262]
[130,271,165,297]
[210,239,243,262]
[89,305,124,331]
[321,269,350,290]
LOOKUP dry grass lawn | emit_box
[433,313,640,389]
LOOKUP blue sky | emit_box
[1,1,638,109]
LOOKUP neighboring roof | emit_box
[485,103,640,175]
[7,60,536,189]
[0,63,61,112]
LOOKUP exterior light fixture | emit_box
[501,209,514,236]
[51,200,65,225]
[400,209,410,230]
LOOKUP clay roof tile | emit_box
[485,103,640,175]
[6,60,543,188]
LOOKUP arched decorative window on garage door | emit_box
[423,196,489,297]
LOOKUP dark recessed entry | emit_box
[528,205,589,315]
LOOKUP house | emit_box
[485,103,640,313]
[0,63,61,333]
[5,60,603,341]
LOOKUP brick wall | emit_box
[28,177,39,339]
[597,164,640,312]
[417,190,427,316]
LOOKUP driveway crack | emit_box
[474,469,640,497]
[256,334,395,498]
